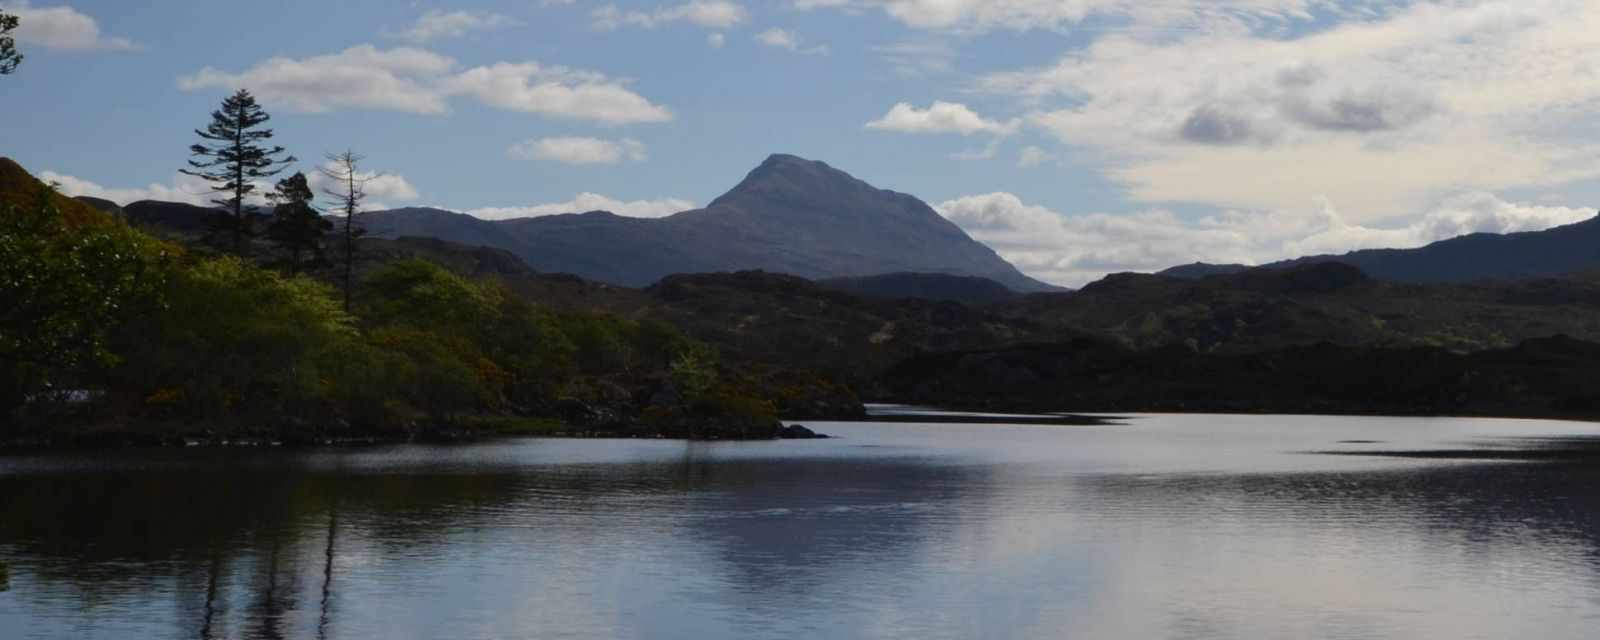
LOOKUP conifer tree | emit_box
[0,11,21,75]
[266,172,331,273]
[180,89,296,254]
[321,151,370,312]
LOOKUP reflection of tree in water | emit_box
[0,450,545,638]
[318,505,335,640]
[11,443,1599,638]
[0,445,838,637]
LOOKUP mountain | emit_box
[362,154,1058,292]
[73,196,124,217]
[817,272,1018,305]
[1160,214,1600,283]
[124,200,225,234]
[998,262,1600,355]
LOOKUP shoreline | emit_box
[8,406,1600,451]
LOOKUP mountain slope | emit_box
[817,272,1017,305]
[1160,215,1600,283]
[362,154,1057,291]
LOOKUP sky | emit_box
[6,0,1600,286]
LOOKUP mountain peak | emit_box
[711,153,881,210]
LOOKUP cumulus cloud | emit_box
[383,9,520,43]
[937,191,1595,287]
[973,0,1600,220]
[755,28,829,55]
[42,164,421,210]
[866,101,1018,136]
[178,45,673,125]
[40,171,213,206]
[179,46,455,115]
[507,137,647,165]
[592,1,747,30]
[305,163,421,205]
[468,194,695,220]
[444,62,674,124]
[707,33,726,48]
[2,1,139,51]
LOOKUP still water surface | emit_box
[4,413,1600,639]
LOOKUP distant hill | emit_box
[1159,262,1251,279]
[124,200,225,234]
[1000,262,1600,354]
[73,196,124,217]
[817,272,1018,305]
[362,154,1058,292]
[1159,214,1600,283]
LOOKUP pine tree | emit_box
[321,151,370,312]
[0,11,21,75]
[266,172,331,273]
[180,89,296,255]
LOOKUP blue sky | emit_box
[6,0,1600,285]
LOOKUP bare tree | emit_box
[321,151,370,312]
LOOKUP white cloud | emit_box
[43,166,421,209]
[937,191,1595,287]
[791,0,1370,34]
[708,32,726,48]
[866,101,1018,136]
[507,137,647,165]
[306,163,421,204]
[383,9,520,43]
[2,1,139,51]
[178,45,673,125]
[179,46,455,115]
[1017,146,1053,168]
[755,28,829,55]
[592,1,747,30]
[444,62,674,124]
[40,171,212,206]
[468,194,695,220]
[972,0,1600,221]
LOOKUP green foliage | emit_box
[110,257,353,424]
[266,172,331,273]
[0,11,19,75]
[0,188,174,418]
[360,259,502,336]
[668,348,718,402]
[0,178,805,439]
[368,327,500,421]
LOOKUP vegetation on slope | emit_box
[1,157,853,444]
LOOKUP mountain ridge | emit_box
[361,154,1059,292]
[1159,214,1600,283]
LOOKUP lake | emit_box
[4,412,1600,639]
